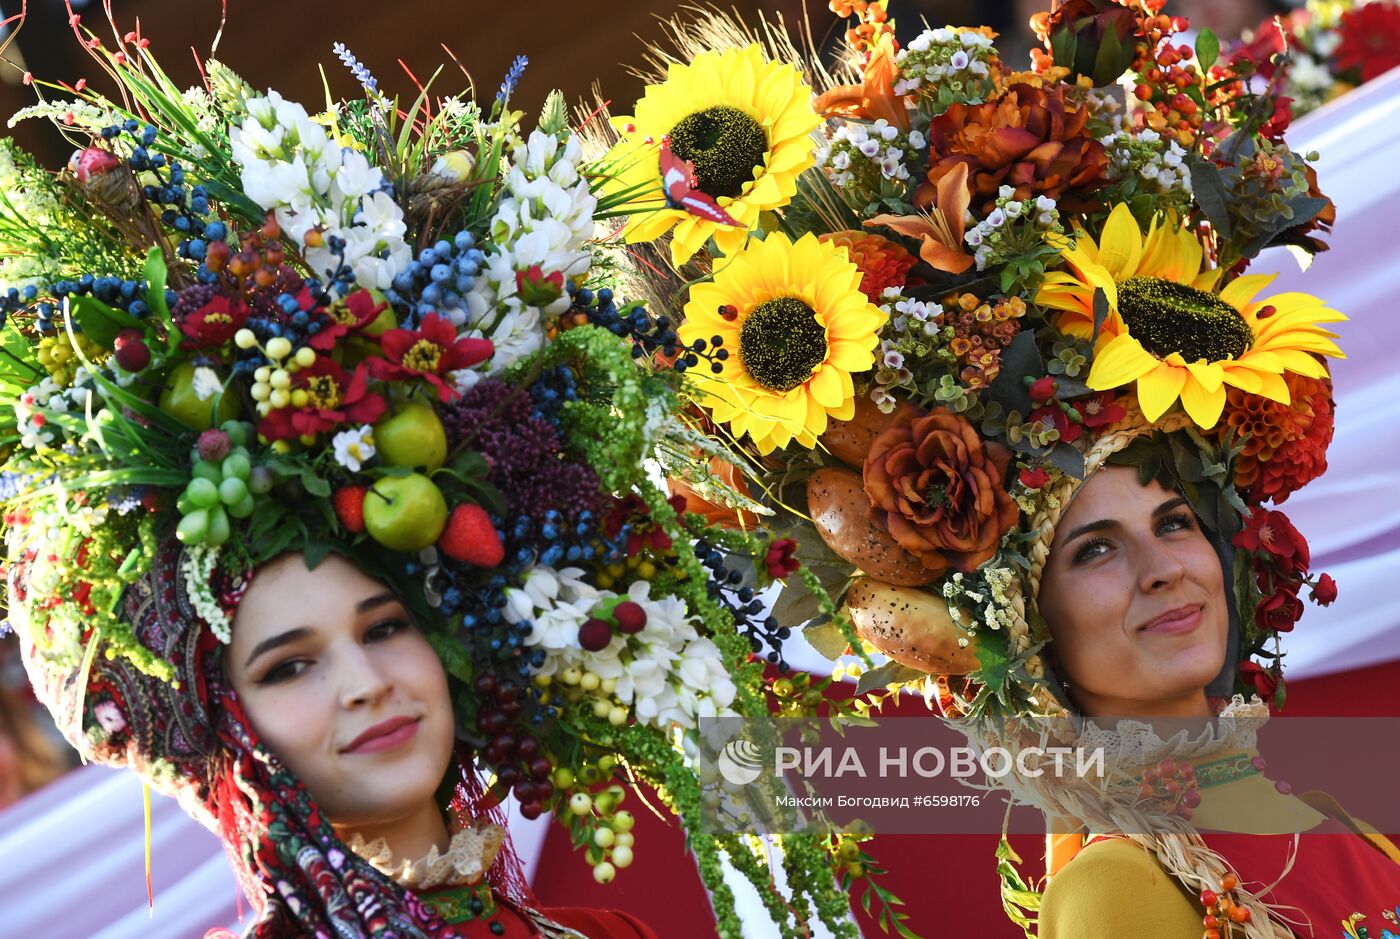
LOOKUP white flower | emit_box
[858,139,881,158]
[93,701,126,734]
[908,130,926,150]
[192,366,224,401]
[950,50,970,70]
[331,425,376,471]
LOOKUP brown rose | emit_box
[862,408,1018,575]
[917,81,1109,216]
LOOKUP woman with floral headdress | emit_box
[0,12,869,939]
[601,1,1400,936]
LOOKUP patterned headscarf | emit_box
[8,539,529,938]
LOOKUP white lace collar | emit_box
[1053,694,1269,768]
[345,821,506,891]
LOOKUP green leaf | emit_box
[143,247,170,322]
[300,467,332,498]
[1196,28,1220,71]
[1239,196,1330,259]
[1091,288,1110,342]
[799,618,850,660]
[1187,159,1234,240]
[855,660,926,695]
[69,295,141,350]
[975,637,1010,692]
[1050,27,1078,72]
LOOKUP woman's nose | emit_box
[338,644,392,708]
[1137,536,1188,592]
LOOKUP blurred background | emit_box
[0,1,1392,938]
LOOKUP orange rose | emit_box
[862,408,1018,575]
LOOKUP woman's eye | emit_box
[259,659,309,685]
[1073,538,1111,565]
[1158,512,1196,535]
[366,618,408,643]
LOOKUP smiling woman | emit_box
[226,554,457,860]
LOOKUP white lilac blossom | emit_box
[963,187,1063,270]
[231,91,411,291]
[458,130,595,377]
[1099,129,1193,199]
[181,544,234,643]
[894,28,997,97]
[506,565,738,731]
[815,119,920,202]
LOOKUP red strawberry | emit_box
[438,503,505,567]
[333,486,368,533]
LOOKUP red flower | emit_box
[603,494,672,557]
[1233,508,1310,576]
[257,358,387,441]
[1310,572,1338,606]
[308,287,387,350]
[1261,96,1293,141]
[817,231,918,302]
[1029,403,1084,444]
[1256,583,1305,633]
[175,294,249,348]
[764,538,800,580]
[515,265,565,308]
[1029,376,1057,405]
[367,313,493,402]
[1074,390,1126,430]
[1019,467,1052,489]
[1335,2,1400,81]
[1239,660,1279,701]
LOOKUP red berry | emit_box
[497,765,521,787]
[534,780,554,801]
[1200,889,1218,907]
[520,801,542,820]
[613,600,647,634]
[579,617,614,651]
[197,429,231,463]
[473,673,497,697]
[529,757,553,780]
[332,486,368,534]
[437,503,505,566]
[514,781,537,802]
[517,737,540,759]
[112,329,150,372]
[477,710,508,735]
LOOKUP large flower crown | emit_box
[613,2,1342,723]
[0,18,870,939]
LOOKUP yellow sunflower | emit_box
[604,45,821,267]
[677,232,885,454]
[1036,203,1345,428]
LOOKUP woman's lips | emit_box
[342,716,420,754]
[1139,604,1204,636]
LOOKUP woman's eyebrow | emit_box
[243,627,312,670]
[355,592,398,614]
[1153,496,1190,515]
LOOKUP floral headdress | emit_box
[0,12,866,939]
[604,1,1344,934]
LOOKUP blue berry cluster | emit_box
[569,284,728,374]
[386,230,485,325]
[100,121,219,270]
[695,539,793,671]
[3,275,167,334]
[528,364,580,428]
[497,55,529,104]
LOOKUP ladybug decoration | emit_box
[659,140,742,227]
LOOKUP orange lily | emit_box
[865,161,974,274]
[813,34,909,132]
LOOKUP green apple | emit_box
[373,402,448,471]
[159,362,237,431]
[363,473,448,551]
[359,289,398,337]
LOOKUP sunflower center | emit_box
[739,297,827,393]
[668,106,768,200]
[1117,276,1254,363]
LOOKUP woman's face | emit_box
[226,553,455,830]
[1037,466,1228,718]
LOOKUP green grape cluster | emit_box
[175,421,273,546]
[557,764,637,884]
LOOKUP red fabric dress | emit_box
[1205,815,1400,938]
[408,884,660,939]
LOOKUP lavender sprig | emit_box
[332,42,379,94]
[497,55,528,103]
